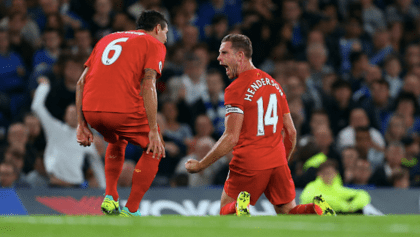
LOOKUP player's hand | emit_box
[185,159,203,173]
[76,122,93,147]
[147,129,165,159]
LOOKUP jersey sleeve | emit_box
[224,83,244,115]
[144,40,166,78]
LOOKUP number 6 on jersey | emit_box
[101,37,129,65]
[256,93,278,136]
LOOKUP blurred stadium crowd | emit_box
[0,0,420,190]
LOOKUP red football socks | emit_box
[125,152,161,213]
[220,201,237,215]
[289,203,323,215]
[104,140,128,201]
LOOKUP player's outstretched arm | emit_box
[142,68,165,159]
[185,113,244,173]
[283,113,297,162]
[76,67,93,147]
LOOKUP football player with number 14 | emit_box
[185,34,336,216]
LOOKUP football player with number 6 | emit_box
[76,10,168,217]
[185,34,336,216]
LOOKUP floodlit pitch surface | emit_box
[1,215,420,237]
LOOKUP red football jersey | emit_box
[83,30,166,113]
[225,69,290,170]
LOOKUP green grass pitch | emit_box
[1,215,420,237]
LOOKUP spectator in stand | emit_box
[6,122,36,174]
[176,136,227,186]
[325,80,356,136]
[161,100,193,147]
[370,29,393,66]
[31,28,61,82]
[391,167,411,188]
[31,79,105,188]
[191,69,225,137]
[3,145,29,184]
[401,74,420,106]
[386,0,419,24]
[352,65,382,102]
[404,44,420,72]
[383,55,403,98]
[167,7,188,46]
[196,0,241,39]
[384,114,407,144]
[0,161,31,188]
[370,142,405,187]
[7,11,36,69]
[384,92,420,137]
[300,160,371,214]
[0,29,27,118]
[44,55,84,121]
[167,52,207,107]
[340,147,360,184]
[186,114,218,154]
[337,107,385,151]
[90,0,115,43]
[388,21,404,54]
[355,126,384,171]
[300,109,330,143]
[338,17,372,77]
[312,125,340,162]
[71,28,92,56]
[351,159,373,186]
[401,137,420,181]
[0,1,42,49]
[205,14,229,60]
[306,43,335,91]
[26,151,49,188]
[360,79,394,133]
[360,0,386,36]
[23,112,46,153]
[155,112,184,183]
[345,51,369,91]
[178,24,200,53]
[281,0,307,55]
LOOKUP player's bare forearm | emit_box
[198,133,237,170]
[76,67,89,125]
[284,131,296,162]
[194,113,243,172]
[283,113,297,162]
[142,68,159,131]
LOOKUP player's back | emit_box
[83,30,166,114]
[225,69,289,170]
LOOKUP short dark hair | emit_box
[222,34,253,58]
[317,159,338,173]
[136,10,168,31]
[331,79,352,92]
[350,51,366,65]
[370,79,389,89]
[355,126,370,133]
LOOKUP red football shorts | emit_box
[84,111,151,148]
[224,164,296,206]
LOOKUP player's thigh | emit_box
[84,111,119,143]
[114,112,150,148]
[224,168,271,206]
[264,164,296,207]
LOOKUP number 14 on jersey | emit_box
[256,93,278,136]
